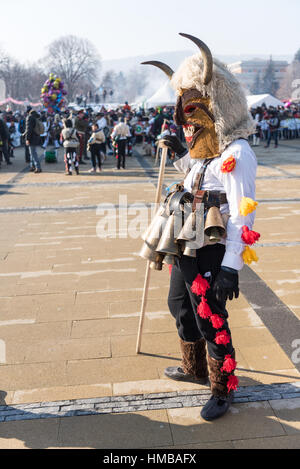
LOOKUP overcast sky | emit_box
[2,0,299,63]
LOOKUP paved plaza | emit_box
[0,141,300,448]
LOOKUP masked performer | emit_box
[140,34,260,421]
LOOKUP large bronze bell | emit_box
[176,211,195,243]
[141,205,168,250]
[156,212,182,256]
[204,206,226,243]
[150,253,165,271]
[183,245,197,257]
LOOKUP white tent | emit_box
[146,81,176,107]
[247,94,284,109]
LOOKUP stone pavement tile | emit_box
[269,398,300,435]
[70,302,110,321]
[67,351,191,388]
[75,286,169,305]
[152,441,235,449]
[74,278,110,293]
[231,326,277,348]
[66,356,164,385]
[14,283,50,296]
[240,343,295,372]
[71,314,174,339]
[23,337,111,363]
[0,320,72,341]
[0,418,60,449]
[236,368,300,387]
[12,383,112,405]
[109,299,169,317]
[71,317,139,339]
[228,307,263,328]
[232,434,300,449]
[0,362,67,390]
[167,401,285,445]
[113,379,210,397]
[111,332,180,357]
[58,410,172,449]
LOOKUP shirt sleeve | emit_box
[173,152,191,173]
[212,145,258,271]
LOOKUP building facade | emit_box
[228,59,288,94]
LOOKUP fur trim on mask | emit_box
[171,54,255,153]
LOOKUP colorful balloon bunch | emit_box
[41,74,67,114]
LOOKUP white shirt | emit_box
[97,117,107,130]
[174,139,258,271]
[111,122,131,140]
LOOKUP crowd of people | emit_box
[0,100,299,173]
[250,102,300,148]
[0,104,178,174]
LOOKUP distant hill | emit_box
[101,50,293,102]
[101,50,293,74]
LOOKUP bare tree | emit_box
[0,57,47,101]
[43,35,101,100]
[278,53,300,100]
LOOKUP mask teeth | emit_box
[183,125,195,137]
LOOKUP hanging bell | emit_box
[183,245,197,258]
[141,205,168,251]
[156,212,182,256]
[139,243,160,263]
[204,206,226,243]
[176,211,195,243]
[150,253,165,271]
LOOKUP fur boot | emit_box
[200,353,237,421]
[208,354,230,398]
[164,338,209,384]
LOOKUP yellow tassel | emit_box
[243,246,259,265]
[240,197,258,216]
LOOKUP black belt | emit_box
[193,190,228,211]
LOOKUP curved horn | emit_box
[179,33,213,85]
[141,61,174,80]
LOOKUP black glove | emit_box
[162,135,187,158]
[213,268,239,303]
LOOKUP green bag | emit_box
[45,150,57,163]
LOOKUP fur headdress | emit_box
[143,34,255,153]
[171,54,255,152]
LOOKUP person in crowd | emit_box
[111,117,131,170]
[0,112,12,166]
[24,109,42,173]
[61,119,80,176]
[87,122,106,173]
[265,111,280,148]
[75,110,88,164]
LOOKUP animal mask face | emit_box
[175,89,219,159]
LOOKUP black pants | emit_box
[168,244,234,361]
[117,140,126,169]
[90,143,102,169]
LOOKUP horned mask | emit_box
[143,34,255,159]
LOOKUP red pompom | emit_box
[214,330,231,346]
[227,375,239,392]
[168,265,173,276]
[210,314,225,330]
[221,354,237,373]
[191,274,210,296]
[241,226,261,245]
[197,297,212,319]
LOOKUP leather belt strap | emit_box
[193,190,228,211]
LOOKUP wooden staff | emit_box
[155,119,167,166]
[136,144,168,354]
